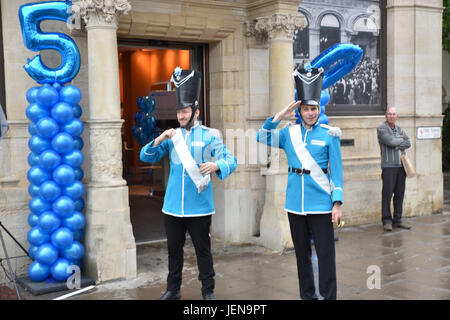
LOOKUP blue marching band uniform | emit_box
[140,123,237,216]
[257,118,343,215]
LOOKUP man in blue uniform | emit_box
[257,65,343,300]
[140,67,237,300]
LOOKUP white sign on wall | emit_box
[416,127,441,140]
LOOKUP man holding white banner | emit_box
[257,64,343,300]
[140,67,237,300]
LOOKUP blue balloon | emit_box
[28,184,41,197]
[73,229,84,241]
[50,258,72,281]
[62,150,84,168]
[311,43,363,89]
[36,117,59,138]
[52,82,62,92]
[28,135,51,154]
[18,1,80,84]
[39,180,62,202]
[61,241,84,261]
[27,152,40,167]
[51,132,74,154]
[26,103,49,123]
[36,243,59,265]
[27,166,51,186]
[39,211,61,233]
[320,105,326,114]
[60,85,82,105]
[62,211,85,231]
[28,212,40,227]
[51,102,74,124]
[29,245,39,260]
[39,149,61,171]
[28,260,50,282]
[53,164,75,186]
[26,86,40,103]
[27,226,50,246]
[320,89,330,107]
[51,227,73,249]
[52,196,75,217]
[61,118,84,137]
[28,121,38,136]
[72,104,82,118]
[63,181,84,199]
[73,198,85,212]
[73,137,84,150]
[73,168,84,181]
[318,113,329,125]
[36,84,59,108]
[29,196,51,214]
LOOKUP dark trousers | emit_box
[288,213,337,300]
[381,167,406,225]
[164,214,215,295]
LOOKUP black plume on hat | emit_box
[171,67,202,110]
[293,64,324,106]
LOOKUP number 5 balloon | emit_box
[19,1,80,84]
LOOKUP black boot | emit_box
[160,290,182,300]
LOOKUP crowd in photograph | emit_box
[328,57,380,105]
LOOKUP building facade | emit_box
[0,0,444,283]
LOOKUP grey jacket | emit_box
[377,121,411,168]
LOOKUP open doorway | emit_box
[118,40,208,244]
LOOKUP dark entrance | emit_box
[118,40,208,244]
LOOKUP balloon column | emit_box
[295,43,363,125]
[20,1,85,282]
[132,96,160,146]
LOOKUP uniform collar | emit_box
[181,121,200,133]
[301,121,319,131]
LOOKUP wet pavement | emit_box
[12,209,450,301]
[3,172,450,300]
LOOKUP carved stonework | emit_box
[71,0,131,28]
[245,13,307,44]
[87,120,125,186]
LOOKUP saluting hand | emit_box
[199,162,219,175]
[273,100,302,122]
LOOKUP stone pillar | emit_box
[247,12,306,251]
[71,0,136,282]
[386,0,444,215]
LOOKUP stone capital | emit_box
[71,0,131,29]
[245,13,306,44]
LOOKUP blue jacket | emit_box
[257,117,343,215]
[140,123,237,217]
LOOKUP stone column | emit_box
[247,13,306,251]
[386,0,444,215]
[71,0,136,282]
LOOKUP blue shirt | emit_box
[140,123,237,217]
[257,117,343,215]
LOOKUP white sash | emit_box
[288,125,331,194]
[172,128,210,193]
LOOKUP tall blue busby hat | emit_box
[171,67,202,111]
[293,63,324,106]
